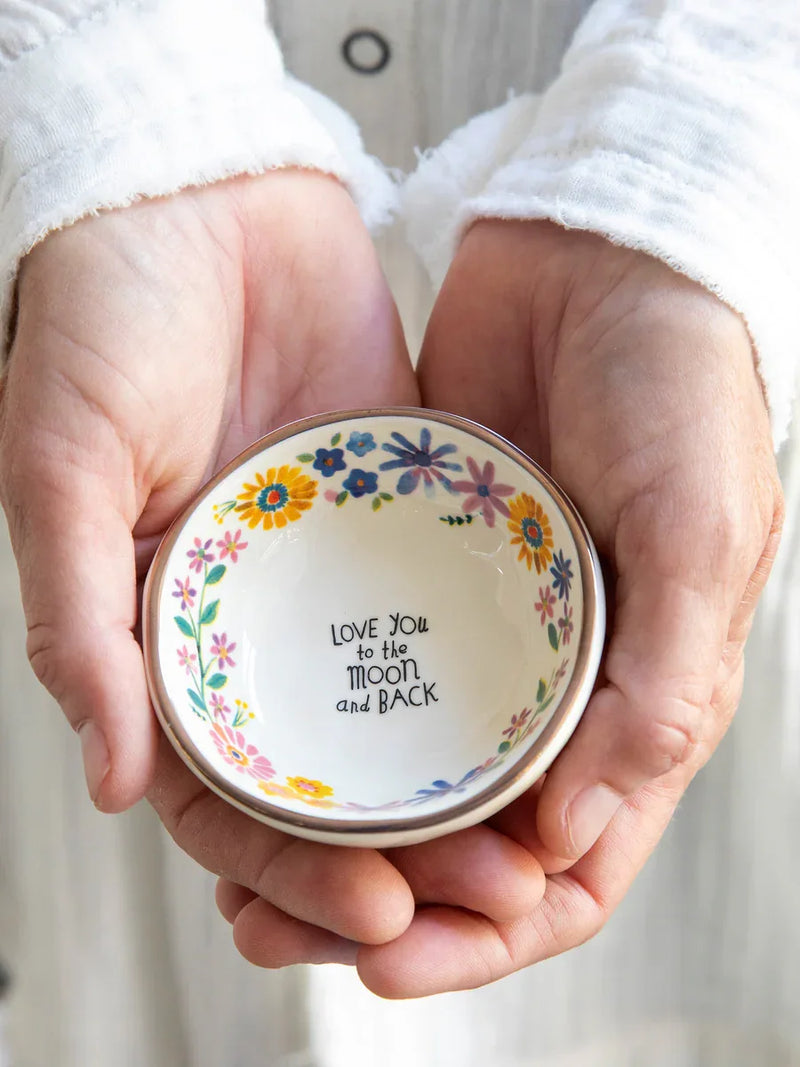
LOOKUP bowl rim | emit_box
[143,407,604,838]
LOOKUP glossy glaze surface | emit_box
[144,411,604,845]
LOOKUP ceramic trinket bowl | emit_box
[143,409,605,848]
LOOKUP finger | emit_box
[490,637,746,876]
[386,824,545,922]
[216,878,257,924]
[232,897,359,968]
[536,577,723,862]
[487,781,575,876]
[533,472,772,863]
[215,825,546,948]
[359,907,509,998]
[358,773,682,998]
[217,880,359,968]
[149,737,415,944]
[0,362,158,812]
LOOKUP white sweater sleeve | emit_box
[0,0,396,350]
[404,0,800,448]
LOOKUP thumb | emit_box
[534,487,778,862]
[0,361,158,812]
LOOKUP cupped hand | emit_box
[0,172,544,964]
[339,219,782,995]
[0,169,416,809]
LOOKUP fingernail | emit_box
[78,721,110,807]
[567,784,623,857]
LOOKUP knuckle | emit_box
[571,886,612,946]
[713,658,744,731]
[165,786,216,857]
[468,919,511,987]
[759,488,785,571]
[629,698,705,778]
[704,464,785,583]
[531,884,608,956]
[686,499,750,577]
[743,472,784,582]
[26,624,65,700]
[621,491,747,584]
[573,909,607,948]
[249,837,297,902]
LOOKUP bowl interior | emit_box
[148,413,587,828]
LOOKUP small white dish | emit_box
[143,409,605,848]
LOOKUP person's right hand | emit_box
[0,170,545,963]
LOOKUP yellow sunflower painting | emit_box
[285,776,335,801]
[259,776,337,808]
[235,465,317,531]
[507,492,554,574]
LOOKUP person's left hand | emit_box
[222,220,783,996]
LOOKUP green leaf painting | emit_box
[187,689,206,713]
[205,564,226,585]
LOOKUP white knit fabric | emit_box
[403,0,800,446]
[1,0,798,444]
[0,0,397,349]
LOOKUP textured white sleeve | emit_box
[0,0,396,349]
[403,0,800,447]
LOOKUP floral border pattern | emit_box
[167,423,578,811]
